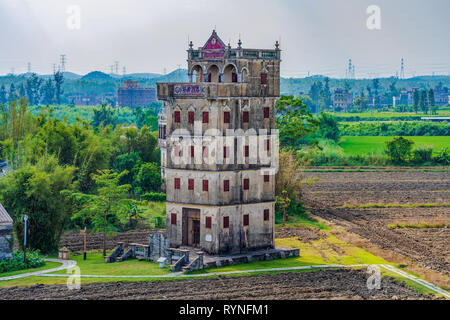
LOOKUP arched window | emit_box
[191,65,204,83]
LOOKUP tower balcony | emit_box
[157,82,279,100]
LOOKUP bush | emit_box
[384,137,414,163]
[142,192,166,202]
[433,147,450,165]
[0,251,45,274]
[412,146,433,163]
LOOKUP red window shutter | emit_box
[264,209,270,221]
[243,178,250,190]
[188,111,194,124]
[174,111,180,123]
[174,178,180,190]
[190,145,195,158]
[261,73,267,85]
[223,216,229,229]
[244,146,249,158]
[202,146,208,160]
[264,173,270,182]
[205,216,212,229]
[171,213,177,225]
[188,179,194,190]
[243,111,249,123]
[224,111,230,124]
[202,111,209,123]
[223,146,228,159]
[265,139,270,151]
[202,180,209,192]
[264,107,270,119]
[224,180,230,192]
[243,214,249,226]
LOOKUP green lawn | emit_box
[50,252,171,276]
[0,261,61,278]
[339,136,450,156]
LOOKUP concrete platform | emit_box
[181,246,299,269]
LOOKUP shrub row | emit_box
[0,251,45,274]
[339,121,450,136]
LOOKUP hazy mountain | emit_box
[81,71,113,80]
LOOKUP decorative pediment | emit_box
[203,30,226,50]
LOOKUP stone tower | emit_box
[157,30,280,255]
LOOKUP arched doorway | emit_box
[224,64,238,83]
[207,65,220,83]
[191,65,204,83]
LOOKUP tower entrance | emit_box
[182,208,201,247]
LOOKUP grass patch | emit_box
[388,222,450,229]
[341,203,450,209]
[49,252,171,276]
[0,261,61,278]
[276,211,329,230]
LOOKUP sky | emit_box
[0,0,449,78]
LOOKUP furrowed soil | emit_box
[303,171,450,283]
[0,269,434,300]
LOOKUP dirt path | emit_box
[0,269,436,300]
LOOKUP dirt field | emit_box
[303,171,450,280]
[0,269,434,300]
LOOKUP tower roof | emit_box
[0,203,12,225]
[202,30,226,50]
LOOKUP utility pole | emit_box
[23,214,28,264]
[80,227,87,260]
[400,58,405,79]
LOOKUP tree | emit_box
[320,77,332,109]
[317,112,340,142]
[0,85,6,105]
[384,136,414,163]
[428,89,435,108]
[0,156,76,253]
[92,104,118,127]
[275,95,319,148]
[66,170,131,257]
[8,83,16,102]
[413,90,420,113]
[54,71,64,105]
[41,78,55,105]
[419,90,428,114]
[25,73,43,105]
[135,162,161,194]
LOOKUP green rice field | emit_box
[339,136,450,156]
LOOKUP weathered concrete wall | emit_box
[166,169,274,206]
[0,224,13,261]
[166,202,275,255]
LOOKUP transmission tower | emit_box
[347,59,354,79]
[27,62,31,73]
[114,61,119,74]
[400,58,405,79]
[60,54,66,73]
[110,65,114,74]
[122,66,126,76]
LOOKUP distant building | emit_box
[117,81,157,108]
[67,92,115,106]
[0,203,13,261]
[434,88,449,106]
[332,88,352,111]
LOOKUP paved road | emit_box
[0,259,77,281]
